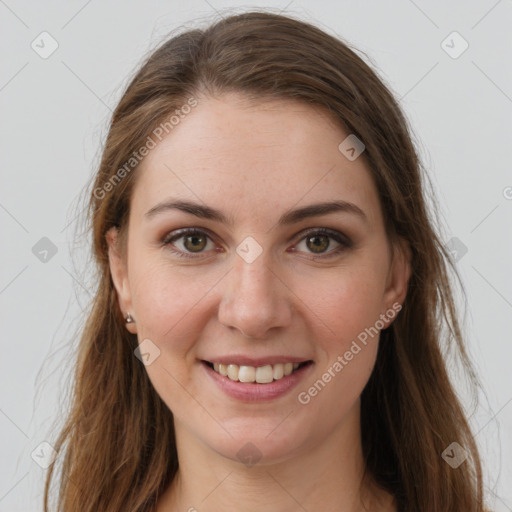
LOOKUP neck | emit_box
[157,404,395,512]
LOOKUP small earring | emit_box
[125,313,134,324]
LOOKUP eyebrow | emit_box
[144,198,367,226]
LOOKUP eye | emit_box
[162,228,216,258]
[162,227,351,259]
[292,228,351,258]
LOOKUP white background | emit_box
[1,1,511,510]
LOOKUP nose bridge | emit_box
[235,252,274,298]
[218,248,292,338]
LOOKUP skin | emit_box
[107,92,411,512]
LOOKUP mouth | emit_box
[202,360,313,384]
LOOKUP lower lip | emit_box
[202,361,313,402]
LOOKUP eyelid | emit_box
[295,226,353,247]
[162,226,352,258]
[162,226,216,245]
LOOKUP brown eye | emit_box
[163,227,350,260]
[183,233,207,252]
[293,228,351,259]
[163,229,215,258]
[306,234,330,253]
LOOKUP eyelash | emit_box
[161,227,352,260]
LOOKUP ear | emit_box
[106,227,137,334]
[381,236,412,329]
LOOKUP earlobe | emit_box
[106,227,137,334]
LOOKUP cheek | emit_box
[292,260,385,398]
[296,260,386,346]
[294,270,383,421]
[126,254,216,412]
[127,249,226,351]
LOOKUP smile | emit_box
[210,363,306,384]
[201,359,314,401]
[206,361,311,383]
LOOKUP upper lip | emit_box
[202,355,312,366]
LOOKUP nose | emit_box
[217,252,293,339]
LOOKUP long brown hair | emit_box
[44,10,487,511]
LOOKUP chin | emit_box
[199,416,317,467]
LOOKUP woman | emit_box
[44,10,488,512]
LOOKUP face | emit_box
[108,92,410,464]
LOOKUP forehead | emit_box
[131,93,382,229]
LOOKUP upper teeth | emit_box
[212,362,300,383]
